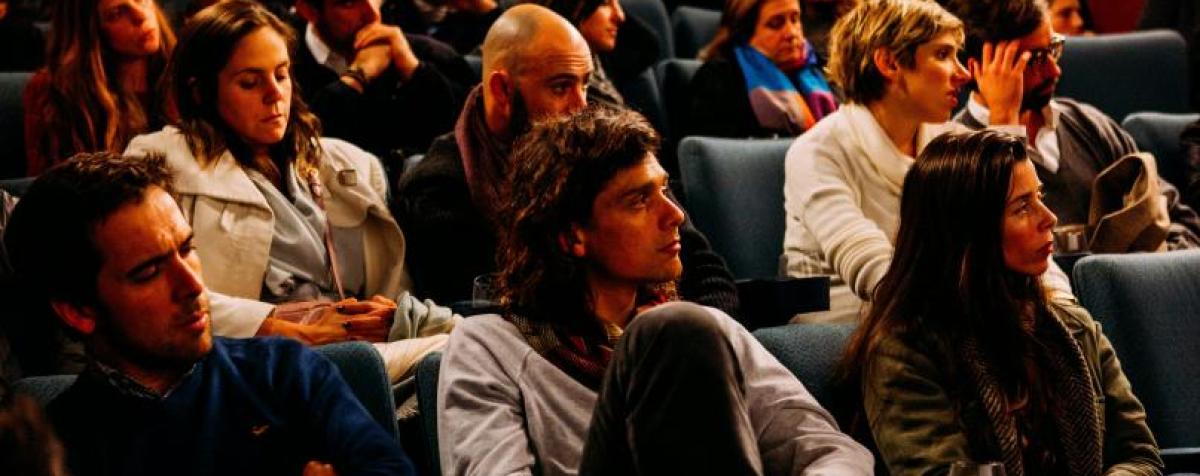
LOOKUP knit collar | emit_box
[958,304,1102,476]
[840,103,951,196]
[455,84,513,222]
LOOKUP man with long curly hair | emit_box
[436,106,873,475]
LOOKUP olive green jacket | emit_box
[863,298,1162,476]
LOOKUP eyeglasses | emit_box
[1027,34,1065,68]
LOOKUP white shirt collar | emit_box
[966,94,1063,173]
[965,93,1060,131]
[305,23,349,75]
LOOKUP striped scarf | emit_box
[959,309,1103,476]
[504,292,671,390]
[734,42,837,135]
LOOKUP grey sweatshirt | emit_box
[437,305,875,476]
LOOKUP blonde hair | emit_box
[826,0,962,104]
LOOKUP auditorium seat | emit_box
[677,136,791,280]
[1120,111,1200,191]
[416,350,443,476]
[1073,250,1200,474]
[1058,30,1190,123]
[670,6,719,59]
[752,323,852,407]
[616,66,668,140]
[621,0,674,62]
[655,58,702,144]
[0,72,32,179]
[13,341,402,442]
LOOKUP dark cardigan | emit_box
[292,26,475,165]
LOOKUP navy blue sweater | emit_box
[48,337,415,476]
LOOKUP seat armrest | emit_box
[736,276,830,331]
[1163,447,1200,475]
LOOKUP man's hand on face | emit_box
[353,23,420,81]
[348,42,392,88]
[970,40,1030,126]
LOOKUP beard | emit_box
[1021,79,1056,112]
[507,87,532,139]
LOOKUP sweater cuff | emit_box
[209,291,275,338]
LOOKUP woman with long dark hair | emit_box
[126,0,457,381]
[842,130,1161,475]
[23,0,175,175]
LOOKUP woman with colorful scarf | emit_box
[841,130,1162,476]
[687,0,837,138]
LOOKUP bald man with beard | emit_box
[395,4,742,320]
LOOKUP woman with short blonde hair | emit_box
[781,0,1070,322]
[824,0,962,104]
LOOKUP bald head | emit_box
[480,4,592,140]
[482,4,589,77]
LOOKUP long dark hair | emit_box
[166,0,323,180]
[840,130,1049,420]
[34,0,175,168]
[496,106,668,335]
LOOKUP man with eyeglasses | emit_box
[943,0,1200,250]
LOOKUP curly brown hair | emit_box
[496,106,672,332]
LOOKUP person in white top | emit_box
[781,0,1070,323]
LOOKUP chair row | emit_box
[584,1,1194,131]
[13,250,1200,475]
[1,25,1189,180]
[676,110,1200,284]
[412,249,1200,475]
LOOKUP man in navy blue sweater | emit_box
[3,152,415,476]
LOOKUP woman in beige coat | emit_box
[126,0,456,381]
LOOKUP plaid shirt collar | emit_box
[87,359,199,401]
